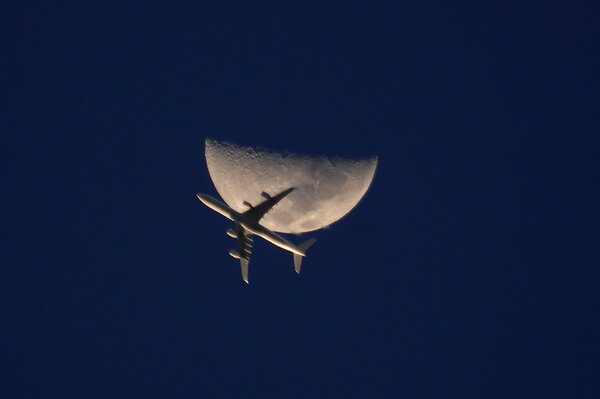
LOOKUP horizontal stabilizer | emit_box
[293,238,317,274]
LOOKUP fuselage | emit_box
[196,193,240,221]
[196,193,306,257]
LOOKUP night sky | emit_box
[3,1,599,397]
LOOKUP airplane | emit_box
[196,187,316,284]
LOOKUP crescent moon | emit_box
[205,139,378,234]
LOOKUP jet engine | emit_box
[226,228,237,238]
[229,249,240,259]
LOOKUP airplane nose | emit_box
[196,193,215,206]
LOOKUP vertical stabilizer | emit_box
[293,238,317,274]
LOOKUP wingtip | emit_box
[282,186,296,195]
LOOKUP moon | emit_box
[204,139,378,234]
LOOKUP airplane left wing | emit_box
[242,187,295,223]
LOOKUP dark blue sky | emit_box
[3,1,599,397]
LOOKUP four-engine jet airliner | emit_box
[196,187,316,283]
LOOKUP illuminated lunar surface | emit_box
[205,139,378,234]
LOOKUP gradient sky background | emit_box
[3,1,599,398]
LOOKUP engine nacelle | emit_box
[229,249,240,259]
[226,228,237,238]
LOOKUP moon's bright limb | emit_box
[205,139,378,234]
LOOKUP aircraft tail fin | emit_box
[293,238,317,274]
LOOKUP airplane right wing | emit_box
[236,223,254,284]
[240,258,250,284]
[227,223,255,283]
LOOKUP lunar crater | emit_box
[205,139,377,234]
